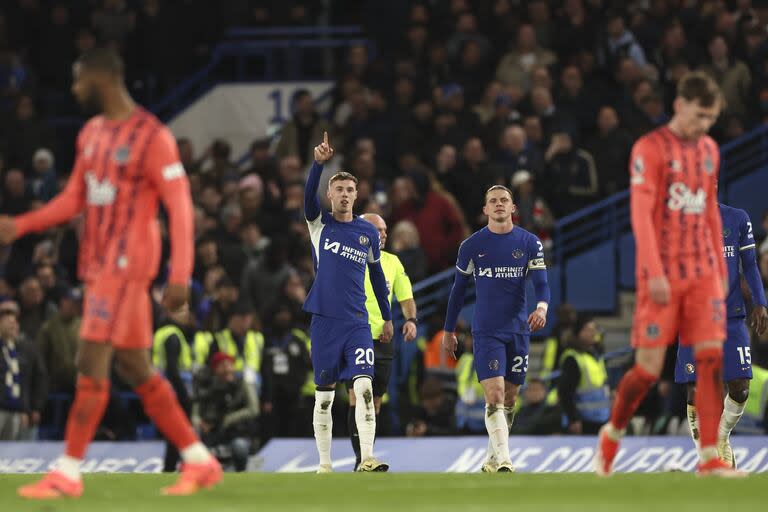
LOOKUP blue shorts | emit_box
[473,333,530,385]
[674,319,752,384]
[310,315,374,386]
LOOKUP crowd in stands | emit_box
[2,0,768,456]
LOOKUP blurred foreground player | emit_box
[594,72,743,477]
[442,185,549,472]
[0,48,222,498]
[304,133,393,472]
[675,203,768,467]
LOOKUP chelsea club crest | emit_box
[359,235,370,246]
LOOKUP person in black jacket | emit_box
[194,353,259,472]
[261,302,311,439]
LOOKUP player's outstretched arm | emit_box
[2,163,87,243]
[305,131,334,222]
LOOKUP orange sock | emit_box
[135,373,198,451]
[64,375,110,459]
[694,347,724,449]
[609,364,657,430]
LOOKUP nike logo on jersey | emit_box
[478,253,486,257]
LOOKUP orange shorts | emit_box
[632,273,725,348]
[81,276,153,350]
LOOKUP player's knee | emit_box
[352,377,374,409]
[728,380,749,404]
[504,385,520,407]
[75,342,112,379]
[485,388,505,405]
[635,350,664,379]
[115,350,153,387]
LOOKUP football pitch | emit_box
[1,473,767,512]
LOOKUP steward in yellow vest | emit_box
[557,315,609,434]
[455,350,486,433]
[193,303,264,389]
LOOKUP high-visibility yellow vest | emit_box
[213,329,264,372]
[735,365,768,435]
[456,354,485,404]
[559,348,610,423]
[541,337,559,378]
[455,353,486,427]
[193,331,215,368]
[295,328,316,397]
[153,324,192,371]
[193,329,264,372]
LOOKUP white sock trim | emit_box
[55,455,82,481]
[353,377,376,461]
[313,389,335,466]
[605,423,626,441]
[181,441,210,464]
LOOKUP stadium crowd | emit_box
[2,0,768,458]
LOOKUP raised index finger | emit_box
[323,131,328,145]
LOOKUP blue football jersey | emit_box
[303,209,381,323]
[456,226,546,335]
[720,204,756,319]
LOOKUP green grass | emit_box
[1,473,766,512]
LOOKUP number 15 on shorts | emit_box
[737,346,751,365]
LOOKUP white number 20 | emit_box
[355,348,374,366]
[511,355,529,373]
[737,346,751,365]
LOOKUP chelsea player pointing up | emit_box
[443,185,549,473]
[304,133,393,473]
